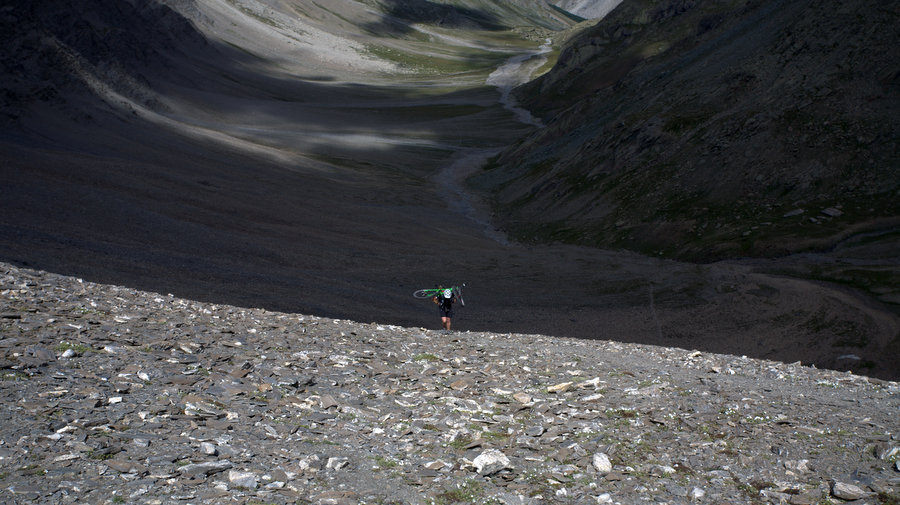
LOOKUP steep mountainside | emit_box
[473,0,899,262]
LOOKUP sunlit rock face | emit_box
[552,0,625,20]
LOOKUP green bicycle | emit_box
[413,284,465,306]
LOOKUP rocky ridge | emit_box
[2,261,898,505]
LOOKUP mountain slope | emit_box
[1,0,898,380]
[473,0,899,262]
[2,261,898,504]
[0,0,574,330]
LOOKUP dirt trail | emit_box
[436,148,510,246]
[435,39,558,244]
[487,38,553,127]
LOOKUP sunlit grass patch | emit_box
[363,44,507,75]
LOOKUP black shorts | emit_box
[439,306,453,318]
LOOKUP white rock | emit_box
[874,442,899,461]
[831,481,868,500]
[578,377,601,389]
[513,392,532,404]
[473,449,511,476]
[179,460,232,476]
[424,460,446,471]
[228,470,259,489]
[690,487,706,500]
[547,381,573,393]
[200,442,217,456]
[592,453,612,474]
[525,425,545,437]
[784,459,811,474]
[596,493,613,504]
[326,457,349,470]
[652,464,676,476]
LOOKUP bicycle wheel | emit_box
[413,289,436,299]
[454,286,465,306]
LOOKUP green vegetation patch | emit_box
[373,455,399,470]
[2,371,30,381]
[479,429,510,442]
[433,479,485,504]
[55,342,92,354]
[19,464,46,476]
[226,0,283,29]
[363,44,506,75]
[878,491,900,505]
[448,433,474,450]
[87,450,115,461]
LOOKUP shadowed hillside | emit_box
[474,0,899,262]
[467,1,900,371]
[0,0,568,324]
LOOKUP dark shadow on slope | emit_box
[0,0,521,321]
[0,0,217,114]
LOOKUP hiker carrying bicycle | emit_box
[433,288,458,331]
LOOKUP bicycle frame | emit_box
[413,284,465,306]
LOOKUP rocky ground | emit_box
[2,261,898,505]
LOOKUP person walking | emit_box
[433,288,457,331]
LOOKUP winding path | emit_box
[437,38,554,244]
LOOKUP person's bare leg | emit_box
[441,317,451,331]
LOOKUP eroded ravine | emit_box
[435,37,556,245]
